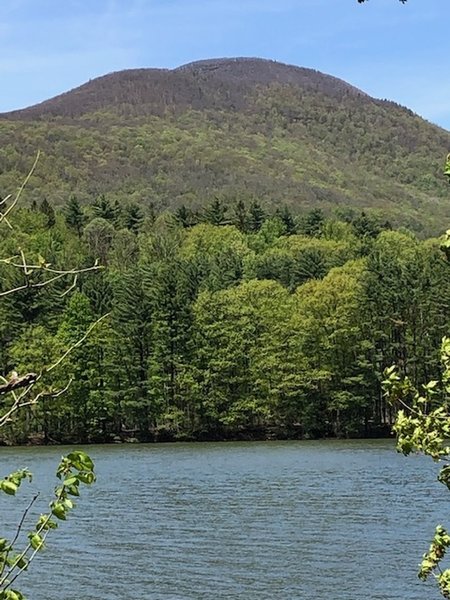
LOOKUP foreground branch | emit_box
[0,373,38,395]
[0,313,110,428]
[0,152,40,228]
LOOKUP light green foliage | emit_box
[383,337,450,597]
[247,234,355,290]
[2,198,449,441]
[444,154,450,184]
[0,452,95,599]
[293,260,373,435]
[190,279,299,428]
[380,161,450,596]
[1,173,98,600]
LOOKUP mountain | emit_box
[1,57,449,234]
[2,58,366,120]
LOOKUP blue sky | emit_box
[1,0,449,129]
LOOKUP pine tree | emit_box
[300,208,324,237]
[144,259,197,434]
[276,205,297,235]
[175,205,197,228]
[232,199,248,232]
[65,195,86,237]
[92,194,118,223]
[247,200,265,232]
[203,198,228,226]
[124,203,144,233]
[107,268,154,435]
[39,198,56,228]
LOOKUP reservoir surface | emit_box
[0,440,447,599]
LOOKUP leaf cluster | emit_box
[0,452,95,599]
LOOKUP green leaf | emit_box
[77,472,95,484]
[28,533,44,550]
[63,476,78,487]
[51,503,67,520]
[1,481,18,496]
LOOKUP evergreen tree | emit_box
[39,198,56,228]
[232,199,249,232]
[65,195,86,237]
[144,257,198,435]
[300,208,324,237]
[92,194,118,223]
[55,292,110,441]
[352,211,382,238]
[203,198,228,226]
[247,200,265,232]
[276,205,297,235]
[124,203,144,233]
[107,268,154,435]
[175,204,197,228]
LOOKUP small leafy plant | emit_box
[0,451,95,600]
[384,336,450,598]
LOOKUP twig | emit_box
[9,493,40,558]
[0,152,40,228]
[0,313,109,427]
[44,313,110,375]
[0,373,38,395]
[0,264,101,298]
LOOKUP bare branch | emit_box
[0,262,101,298]
[0,373,38,395]
[9,493,40,552]
[45,312,110,375]
[0,152,40,227]
[0,313,109,428]
[0,382,72,429]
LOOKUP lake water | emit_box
[0,440,448,600]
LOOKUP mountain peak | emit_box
[1,57,365,121]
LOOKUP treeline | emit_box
[1,196,449,443]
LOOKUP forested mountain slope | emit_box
[1,58,449,234]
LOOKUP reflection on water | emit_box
[0,440,446,599]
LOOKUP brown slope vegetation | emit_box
[0,57,449,234]
[2,58,367,120]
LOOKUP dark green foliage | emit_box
[123,203,143,233]
[203,198,228,226]
[106,268,154,433]
[175,205,198,228]
[276,205,297,235]
[299,208,324,237]
[248,201,265,233]
[232,199,249,232]
[64,195,85,237]
[352,211,385,238]
[91,195,118,223]
[39,198,55,228]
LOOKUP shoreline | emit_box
[0,424,394,447]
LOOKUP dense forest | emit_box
[1,194,449,444]
[1,58,450,236]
